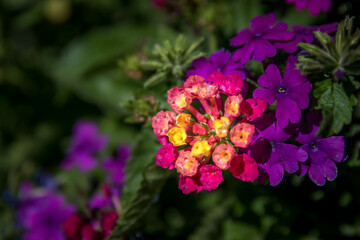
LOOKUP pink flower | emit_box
[212,144,236,170]
[156,143,178,169]
[175,150,200,176]
[101,211,118,237]
[229,154,259,182]
[208,71,243,96]
[63,213,84,240]
[152,110,176,136]
[167,87,193,113]
[230,123,255,148]
[184,75,206,96]
[199,165,224,191]
[224,95,243,118]
[240,98,267,121]
[178,174,203,194]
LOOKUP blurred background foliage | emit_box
[1,0,360,239]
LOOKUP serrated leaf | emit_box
[315,81,353,136]
[108,162,169,239]
[121,128,161,208]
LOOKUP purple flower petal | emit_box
[266,163,284,186]
[263,22,294,41]
[233,40,255,63]
[276,97,302,128]
[309,164,326,186]
[252,38,277,61]
[250,13,277,32]
[259,64,282,87]
[253,88,277,105]
[230,28,253,46]
[318,136,345,162]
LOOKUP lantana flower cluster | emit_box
[152,12,346,194]
[152,72,267,194]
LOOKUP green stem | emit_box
[245,78,262,88]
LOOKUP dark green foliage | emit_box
[298,16,360,78]
[142,35,205,88]
[298,16,360,136]
[109,128,169,239]
[313,80,355,136]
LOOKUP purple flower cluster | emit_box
[16,120,131,240]
[61,121,107,172]
[18,184,74,240]
[249,111,345,186]
[186,12,345,187]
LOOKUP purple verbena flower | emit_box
[102,145,131,187]
[296,112,346,186]
[253,55,311,128]
[187,49,246,80]
[275,23,337,53]
[18,187,74,240]
[249,113,308,186]
[286,0,331,16]
[62,120,108,172]
[230,13,294,64]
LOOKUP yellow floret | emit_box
[213,117,230,138]
[176,113,191,128]
[167,127,187,146]
[176,96,188,109]
[191,140,212,157]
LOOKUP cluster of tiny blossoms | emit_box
[152,72,267,194]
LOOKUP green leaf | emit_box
[314,80,353,136]
[144,72,168,88]
[223,220,262,240]
[121,127,161,208]
[108,162,169,239]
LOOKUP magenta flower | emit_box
[253,56,311,128]
[18,189,74,240]
[199,164,224,191]
[229,153,259,182]
[296,113,346,186]
[62,120,107,172]
[156,143,178,169]
[208,71,244,96]
[230,13,294,64]
[250,113,308,186]
[286,0,331,16]
[178,174,203,194]
[187,49,246,80]
[275,23,337,53]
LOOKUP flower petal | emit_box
[252,38,277,61]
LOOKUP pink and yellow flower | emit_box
[152,110,176,136]
[175,150,200,176]
[212,144,236,170]
[167,87,192,113]
[152,70,267,194]
[230,122,255,148]
[224,95,243,118]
